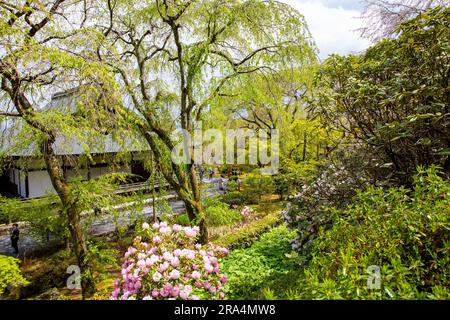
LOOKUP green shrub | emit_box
[20,249,75,299]
[175,213,191,226]
[221,191,257,206]
[0,255,29,298]
[243,175,274,201]
[226,180,239,192]
[300,167,450,299]
[272,173,300,200]
[221,225,299,299]
[216,211,281,249]
[204,198,242,227]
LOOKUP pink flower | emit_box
[173,249,182,257]
[152,272,162,282]
[158,262,169,273]
[142,295,152,300]
[163,252,173,261]
[179,291,189,300]
[151,289,159,298]
[149,254,160,264]
[209,286,216,294]
[183,285,193,294]
[220,274,228,284]
[160,221,168,228]
[152,222,160,229]
[219,292,225,299]
[191,271,201,280]
[142,222,150,230]
[171,285,180,298]
[173,224,182,232]
[169,269,181,280]
[160,226,172,234]
[134,281,142,290]
[137,259,146,268]
[153,236,161,244]
[138,253,146,260]
[145,258,153,267]
[205,264,214,273]
[191,295,200,300]
[184,227,197,237]
[170,257,180,267]
[186,250,196,260]
[160,288,169,298]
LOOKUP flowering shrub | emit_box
[240,206,253,220]
[111,222,229,300]
[282,163,370,256]
[300,167,450,299]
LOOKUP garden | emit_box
[0,0,449,302]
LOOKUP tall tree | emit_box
[0,0,121,298]
[360,0,448,41]
[95,0,316,242]
[315,7,450,185]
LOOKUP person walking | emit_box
[10,223,19,255]
[209,168,214,180]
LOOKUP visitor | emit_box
[209,168,214,179]
[10,223,19,255]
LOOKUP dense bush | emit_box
[242,175,274,201]
[314,7,450,185]
[221,225,299,299]
[112,222,229,300]
[220,191,257,206]
[272,173,299,200]
[282,161,371,256]
[299,167,450,299]
[175,213,191,226]
[225,180,239,193]
[0,255,29,298]
[215,211,281,249]
[203,198,243,227]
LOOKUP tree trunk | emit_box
[42,139,95,299]
[150,153,157,223]
[184,198,208,244]
[302,133,307,162]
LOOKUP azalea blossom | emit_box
[112,222,229,300]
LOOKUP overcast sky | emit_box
[280,0,372,60]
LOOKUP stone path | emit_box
[0,178,225,257]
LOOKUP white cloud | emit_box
[280,0,371,60]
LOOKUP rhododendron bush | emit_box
[111,222,229,300]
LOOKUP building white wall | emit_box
[19,171,26,197]
[28,170,56,198]
[25,165,132,198]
